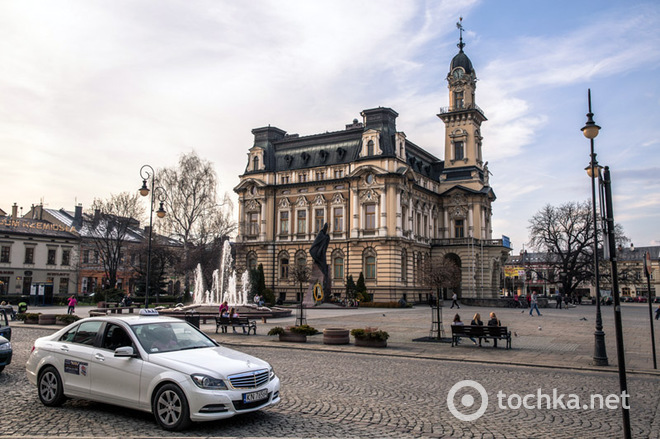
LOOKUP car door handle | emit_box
[60,346,69,353]
[94,353,105,362]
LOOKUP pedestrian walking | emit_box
[67,295,77,315]
[529,292,542,316]
[655,305,660,321]
[556,292,562,309]
[450,292,460,309]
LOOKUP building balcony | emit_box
[438,103,486,119]
[431,237,504,247]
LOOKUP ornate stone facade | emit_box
[234,38,510,303]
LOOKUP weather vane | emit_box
[456,16,465,51]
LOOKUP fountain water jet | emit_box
[192,241,249,306]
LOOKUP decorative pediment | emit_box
[278,198,291,209]
[296,196,309,207]
[331,193,345,205]
[245,199,261,211]
[359,189,380,203]
[313,194,326,206]
[450,205,467,219]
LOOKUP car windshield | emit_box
[132,321,216,354]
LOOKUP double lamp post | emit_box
[138,164,167,307]
[581,89,631,439]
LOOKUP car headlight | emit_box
[269,366,275,381]
[0,342,11,352]
[191,374,228,390]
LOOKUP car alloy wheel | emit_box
[38,366,66,406]
[153,384,191,431]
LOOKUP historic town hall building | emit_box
[234,34,510,303]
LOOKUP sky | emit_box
[1,0,659,253]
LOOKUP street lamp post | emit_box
[139,165,167,308]
[601,166,632,439]
[581,89,608,366]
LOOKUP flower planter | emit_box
[38,314,56,325]
[354,338,387,348]
[279,332,307,343]
[24,314,40,324]
[323,328,350,345]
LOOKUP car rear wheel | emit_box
[0,366,4,373]
[38,366,66,406]
[153,383,191,431]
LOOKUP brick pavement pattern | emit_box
[1,302,659,437]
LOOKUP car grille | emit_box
[228,369,269,389]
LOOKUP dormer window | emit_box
[367,140,374,156]
[253,156,259,171]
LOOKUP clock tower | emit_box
[438,18,487,190]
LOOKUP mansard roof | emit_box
[241,107,445,183]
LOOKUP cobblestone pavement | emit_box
[1,325,659,438]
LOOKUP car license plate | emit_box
[243,388,268,404]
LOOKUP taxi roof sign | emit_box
[139,309,159,316]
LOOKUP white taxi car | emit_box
[26,310,280,431]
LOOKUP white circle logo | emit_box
[447,380,488,421]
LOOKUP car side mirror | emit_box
[114,346,137,358]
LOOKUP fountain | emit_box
[160,241,290,320]
[193,241,249,306]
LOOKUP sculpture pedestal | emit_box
[303,263,330,307]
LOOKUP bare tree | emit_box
[289,261,310,302]
[420,256,461,301]
[158,151,236,294]
[88,192,145,291]
[528,201,629,298]
[528,201,593,298]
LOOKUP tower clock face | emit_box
[452,69,463,79]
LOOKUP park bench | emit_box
[451,325,512,349]
[215,315,257,335]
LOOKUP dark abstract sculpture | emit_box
[309,223,331,302]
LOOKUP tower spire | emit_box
[456,17,465,52]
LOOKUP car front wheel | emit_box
[152,383,191,431]
[38,366,66,406]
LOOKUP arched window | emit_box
[363,248,377,280]
[401,249,407,283]
[333,257,344,280]
[367,140,374,156]
[247,253,257,271]
[253,156,259,171]
[279,252,290,279]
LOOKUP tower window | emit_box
[454,91,464,109]
[454,141,464,160]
